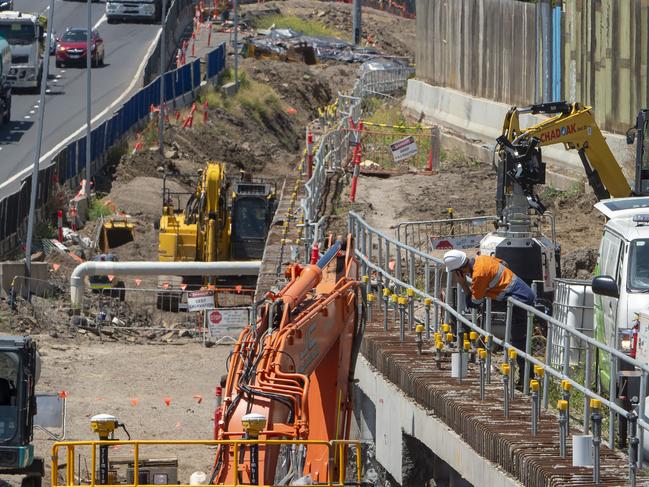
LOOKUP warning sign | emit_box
[187,290,214,312]
[206,308,251,337]
[389,136,418,162]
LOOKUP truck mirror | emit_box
[592,275,619,299]
[34,393,66,440]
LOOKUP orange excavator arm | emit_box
[210,236,361,485]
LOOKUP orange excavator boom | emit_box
[210,235,362,485]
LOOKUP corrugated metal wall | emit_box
[564,0,648,133]
[415,0,537,107]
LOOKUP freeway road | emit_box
[0,0,161,197]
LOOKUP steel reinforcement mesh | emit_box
[360,313,643,487]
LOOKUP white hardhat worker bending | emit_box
[443,250,536,387]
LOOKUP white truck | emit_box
[0,35,11,124]
[0,12,43,90]
[106,0,162,24]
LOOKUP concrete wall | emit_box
[353,355,522,487]
[0,261,51,298]
[403,79,638,187]
[564,0,649,133]
[416,0,537,107]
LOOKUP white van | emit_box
[591,196,649,429]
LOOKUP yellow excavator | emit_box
[481,101,646,297]
[156,162,276,310]
[159,162,231,266]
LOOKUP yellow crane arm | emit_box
[502,102,633,199]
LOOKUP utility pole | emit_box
[233,0,238,89]
[25,0,55,275]
[352,0,361,45]
[158,0,167,155]
[86,0,92,187]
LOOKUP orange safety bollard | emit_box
[57,210,63,242]
[202,100,208,123]
[70,207,78,232]
[191,39,196,58]
[348,121,363,203]
[207,22,212,46]
[310,242,319,265]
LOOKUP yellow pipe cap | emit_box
[424,298,432,306]
[534,365,545,378]
[557,399,568,411]
[463,340,470,351]
[561,380,572,391]
[501,364,510,376]
[590,398,601,410]
[508,349,517,360]
[406,288,415,297]
[415,324,425,334]
[469,331,478,341]
[446,333,454,342]
[529,380,540,392]
[478,348,487,360]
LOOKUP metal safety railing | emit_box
[301,67,415,247]
[395,213,558,254]
[52,438,363,487]
[348,210,648,485]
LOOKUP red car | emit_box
[55,28,105,68]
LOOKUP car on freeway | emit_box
[55,28,104,68]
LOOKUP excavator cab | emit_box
[629,109,649,196]
[230,180,276,260]
[0,336,44,487]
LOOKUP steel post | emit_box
[485,299,492,384]
[584,342,592,433]
[25,0,55,279]
[531,389,539,436]
[543,319,554,409]
[233,0,239,89]
[639,373,646,467]
[503,372,510,419]
[352,0,361,45]
[433,266,440,334]
[524,310,534,395]
[158,0,167,155]
[398,301,405,342]
[558,401,568,458]
[608,354,617,449]
[592,403,602,484]
[504,300,513,362]
[86,0,92,184]
[628,410,638,487]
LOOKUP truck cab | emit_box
[0,34,11,124]
[0,12,43,90]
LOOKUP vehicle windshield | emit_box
[232,199,268,240]
[628,239,649,291]
[0,352,19,441]
[61,30,88,42]
[0,23,36,45]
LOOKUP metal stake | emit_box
[158,0,167,154]
[628,409,638,487]
[530,380,540,436]
[591,399,602,485]
[86,0,92,184]
[558,399,568,458]
[502,364,510,419]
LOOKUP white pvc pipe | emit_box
[70,261,261,309]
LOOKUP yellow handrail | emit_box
[52,438,363,487]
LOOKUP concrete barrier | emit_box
[403,79,637,187]
[0,261,51,298]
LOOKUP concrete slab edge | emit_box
[355,355,523,487]
[403,79,637,188]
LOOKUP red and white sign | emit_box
[206,308,250,337]
[390,136,418,162]
[187,290,215,312]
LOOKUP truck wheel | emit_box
[107,17,116,24]
[21,476,41,487]
[55,60,62,68]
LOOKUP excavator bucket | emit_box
[98,217,134,253]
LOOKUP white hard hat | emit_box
[444,250,468,271]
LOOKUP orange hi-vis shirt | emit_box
[470,255,515,301]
